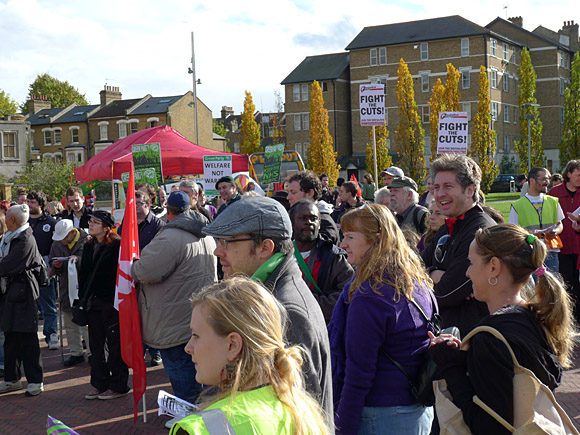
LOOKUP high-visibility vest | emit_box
[511,195,559,232]
[170,386,293,435]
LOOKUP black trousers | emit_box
[4,331,43,384]
[558,253,580,323]
[87,297,129,393]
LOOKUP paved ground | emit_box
[2,330,580,434]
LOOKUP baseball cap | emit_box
[389,176,418,191]
[203,196,292,239]
[167,191,190,208]
[379,166,404,178]
[53,219,74,241]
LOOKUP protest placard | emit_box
[359,84,386,126]
[262,144,285,185]
[437,112,469,154]
[131,143,164,187]
[203,155,232,196]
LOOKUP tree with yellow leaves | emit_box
[365,126,392,187]
[428,64,461,161]
[309,80,339,186]
[469,66,498,193]
[395,58,426,184]
[271,89,286,148]
[516,47,544,172]
[240,91,261,155]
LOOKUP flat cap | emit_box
[389,176,418,191]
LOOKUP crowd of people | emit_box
[0,155,578,434]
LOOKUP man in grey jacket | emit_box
[131,191,217,403]
[202,196,333,423]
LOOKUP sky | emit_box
[0,0,577,117]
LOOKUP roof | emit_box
[281,52,350,85]
[345,15,490,50]
[90,98,140,119]
[486,17,574,52]
[54,105,100,123]
[130,95,183,115]
[27,108,65,126]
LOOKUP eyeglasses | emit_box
[89,219,102,225]
[216,237,256,249]
[434,234,450,263]
[135,201,147,206]
[360,203,382,233]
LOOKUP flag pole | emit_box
[142,392,147,423]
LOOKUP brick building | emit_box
[0,114,31,177]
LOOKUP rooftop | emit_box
[281,52,350,85]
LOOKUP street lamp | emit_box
[188,32,199,145]
[521,102,540,172]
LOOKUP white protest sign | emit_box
[437,112,469,155]
[359,84,386,126]
[203,155,232,196]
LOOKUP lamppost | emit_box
[188,32,201,145]
[521,102,540,172]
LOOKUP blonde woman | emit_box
[170,277,329,435]
[329,204,436,434]
[429,223,576,434]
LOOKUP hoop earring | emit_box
[488,276,498,286]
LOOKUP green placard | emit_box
[131,142,163,187]
[262,144,285,185]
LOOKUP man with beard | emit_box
[289,200,354,323]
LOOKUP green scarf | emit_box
[251,253,286,283]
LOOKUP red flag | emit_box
[114,161,146,423]
[350,174,362,197]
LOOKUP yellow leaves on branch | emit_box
[309,80,339,187]
[240,91,261,155]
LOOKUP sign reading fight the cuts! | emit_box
[437,112,469,155]
[359,84,386,126]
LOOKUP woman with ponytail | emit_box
[170,277,329,435]
[430,223,576,434]
[77,210,129,400]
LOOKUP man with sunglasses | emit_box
[131,191,217,403]
[202,196,333,425]
[421,155,495,337]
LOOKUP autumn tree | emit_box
[428,64,461,161]
[0,90,19,117]
[309,80,339,186]
[395,59,426,184]
[212,119,228,138]
[365,126,392,187]
[516,48,544,172]
[23,73,88,111]
[469,66,498,193]
[559,51,580,166]
[271,89,286,148]
[240,91,261,155]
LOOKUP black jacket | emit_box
[0,227,44,332]
[430,305,561,435]
[421,204,495,337]
[78,237,121,303]
[319,212,339,246]
[29,212,56,257]
[60,206,91,230]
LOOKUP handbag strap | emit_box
[293,242,322,293]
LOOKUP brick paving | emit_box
[2,330,580,434]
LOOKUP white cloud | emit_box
[1,0,577,117]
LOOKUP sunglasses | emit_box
[360,203,382,233]
[434,234,450,263]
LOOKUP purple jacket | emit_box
[328,278,435,434]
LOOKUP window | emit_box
[379,47,387,65]
[422,106,430,124]
[370,76,388,95]
[321,81,328,92]
[294,114,301,131]
[504,135,510,151]
[514,106,517,123]
[99,124,108,140]
[513,77,517,94]
[293,85,300,102]
[461,69,470,89]
[490,39,497,57]
[461,102,471,121]
[71,128,79,143]
[370,48,377,66]
[461,38,469,56]
[2,132,17,158]
[301,84,308,101]
[503,43,509,61]
[149,121,157,128]
[491,102,498,121]
[421,43,428,60]
[302,113,309,130]
[561,107,565,124]
[119,122,127,138]
[421,73,429,92]
[129,122,138,135]
[43,130,51,145]
[294,143,302,156]
[560,51,566,68]
[504,104,510,123]
[54,129,61,145]
[503,74,509,92]
[560,78,566,95]
[490,69,497,89]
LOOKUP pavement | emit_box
[2,329,580,434]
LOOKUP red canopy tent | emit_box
[74,125,248,182]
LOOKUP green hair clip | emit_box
[527,234,538,245]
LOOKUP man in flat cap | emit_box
[389,176,428,235]
[215,176,241,216]
[202,196,333,424]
